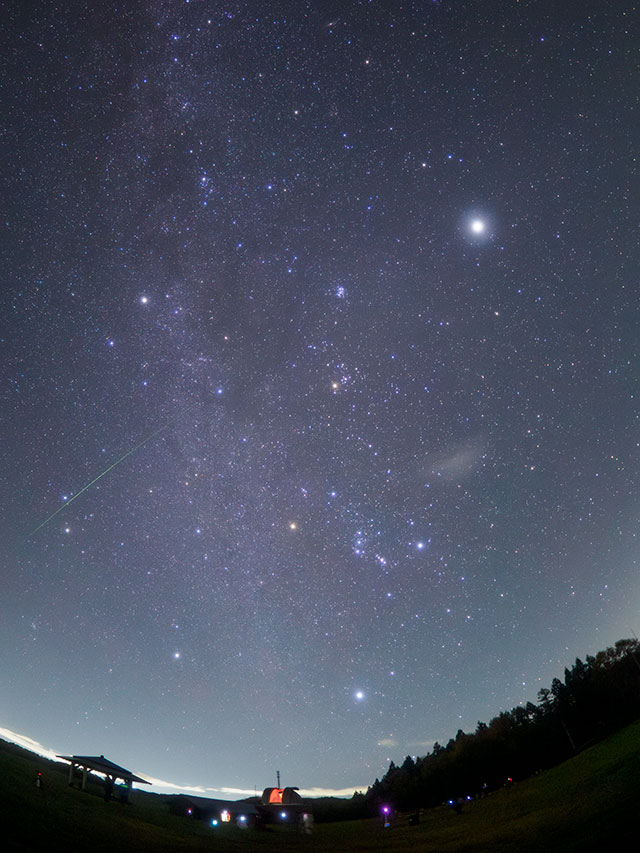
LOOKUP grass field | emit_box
[1,720,638,851]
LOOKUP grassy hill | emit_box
[1,720,637,851]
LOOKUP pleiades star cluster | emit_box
[1,1,637,794]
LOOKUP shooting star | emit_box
[26,419,174,540]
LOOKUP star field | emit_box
[1,1,638,794]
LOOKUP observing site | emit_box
[2,0,636,850]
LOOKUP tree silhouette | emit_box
[364,638,640,816]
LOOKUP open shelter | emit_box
[57,753,150,796]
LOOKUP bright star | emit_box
[461,212,492,241]
[354,690,365,702]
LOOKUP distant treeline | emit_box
[326,638,640,820]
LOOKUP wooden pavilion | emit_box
[56,753,150,796]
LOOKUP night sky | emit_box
[1,1,638,796]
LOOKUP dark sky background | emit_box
[1,0,638,795]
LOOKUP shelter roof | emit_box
[56,754,150,784]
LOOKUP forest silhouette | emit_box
[350,638,640,817]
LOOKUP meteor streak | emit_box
[26,419,174,539]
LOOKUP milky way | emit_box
[1,1,638,794]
